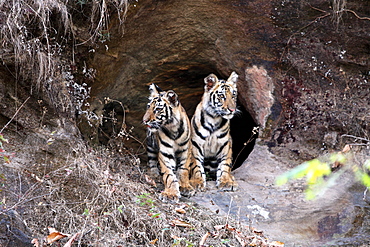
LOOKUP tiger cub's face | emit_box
[204,72,238,119]
[143,84,179,131]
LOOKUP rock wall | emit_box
[85,0,278,167]
[82,0,369,166]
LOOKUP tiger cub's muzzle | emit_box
[143,111,161,130]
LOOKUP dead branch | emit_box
[341,9,370,21]
[0,96,30,133]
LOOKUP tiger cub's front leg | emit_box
[157,152,181,202]
[189,139,206,190]
[176,148,196,196]
[146,132,160,178]
[216,140,238,191]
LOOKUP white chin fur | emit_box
[222,114,234,120]
[147,127,159,132]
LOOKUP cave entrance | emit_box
[150,66,258,170]
[230,100,258,170]
[97,65,258,170]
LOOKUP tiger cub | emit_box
[191,72,239,190]
[143,84,196,202]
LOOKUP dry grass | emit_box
[0,0,68,86]
[0,0,128,90]
[0,137,275,246]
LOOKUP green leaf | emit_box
[305,159,331,185]
[329,153,346,164]
[82,208,89,216]
[3,155,10,163]
[361,173,370,187]
[364,160,370,170]
[151,213,161,218]
[305,168,343,200]
[275,175,288,186]
[0,134,7,142]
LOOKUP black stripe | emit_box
[165,105,170,120]
[224,163,233,168]
[193,121,206,140]
[148,149,157,153]
[217,155,228,164]
[217,155,232,167]
[175,120,185,139]
[146,135,158,148]
[148,156,157,161]
[160,139,172,148]
[212,93,216,106]
[147,146,157,152]
[191,140,203,156]
[165,174,173,186]
[194,156,203,163]
[216,141,229,157]
[200,111,213,133]
[176,157,187,166]
[161,126,174,139]
[208,160,218,169]
[215,118,228,131]
[178,139,189,146]
[190,165,197,173]
[175,149,186,156]
[190,166,204,176]
[217,129,229,139]
[164,107,174,125]
[160,151,175,160]
[168,179,178,188]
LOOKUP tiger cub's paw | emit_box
[159,188,181,203]
[217,173,238,191]
[180,183,195,197]
[189,177,206,191]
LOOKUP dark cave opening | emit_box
[230,100,258,170]
[99,65,257,170]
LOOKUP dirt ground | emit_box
[0,124,283,246]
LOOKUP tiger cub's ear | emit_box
[149,83,163,98]
[227,71,238,86]
[204,74,218,91]
[166,90,179,107]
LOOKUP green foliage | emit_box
[221,239,231,244]
[0,134,7,144]
[117,204,124,213]
[0,174,6,190]
[172,238,195,247]
[150,213,161,219]
[276,158,332,186]
[276,151,370,200]
[354,159,370,187]
[0,134,10,163]
[136,193,155,207]
[82,208,90,216]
